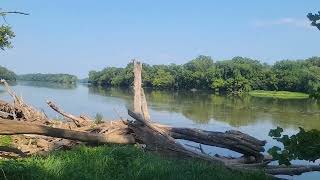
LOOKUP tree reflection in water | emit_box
[89,86,320,130]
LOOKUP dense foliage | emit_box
[0,65,16,81]
[18,73,78,84]
[268,127,320,165]
[0,25,14,50]
[89,56,320,98]
[1,9,29,51]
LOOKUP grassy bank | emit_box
[249,90,309,99]
[0,145,268,180]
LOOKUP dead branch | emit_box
[47,100,91,127]
[0,80,48,124]
[0,11,29,16]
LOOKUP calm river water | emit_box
[1,81,320,179]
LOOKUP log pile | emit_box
[0,61,320,178]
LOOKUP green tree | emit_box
[0,25,15,50]
[88,56,320,98]
[18,73,77,84]
[0,65,16,81]
[211,78,225,92]
[152,69,175,89]
[0,9,29,50]
[183,55,214,89]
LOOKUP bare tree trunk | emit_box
[0,118,135,144]
[141,89,150,122]
[133,60,142,115]
[128,110,227,165]
[156,125,265,158]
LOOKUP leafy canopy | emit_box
[0,9,28,50]
[0,25,15,50]
[89,56,320,98]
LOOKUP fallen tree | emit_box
[0,60,320,178]
[0,118,134,144]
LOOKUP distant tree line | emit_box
[18,73,78,84]
[89,56,320,98]
[0,65,16,81]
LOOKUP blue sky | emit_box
[1,1,320,78]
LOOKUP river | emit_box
[1,81,320,179]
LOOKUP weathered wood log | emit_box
[133,60,151,122]
[264,165,320,175]
[0,118,135,144]
[128,110,281,179]
[128,108,264,159]
[0,100,23,119]
[1,80,49,124]
[157,125,265,158]
[47,100,91,127]
[133,60,142,115]
[47,99,265,158]
[141,89,150,122]
[0,110,13,119]
[128,109,227,165]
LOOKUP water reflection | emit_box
[17,81,77,89]
[89,86,320,130]
[1,82,319,130]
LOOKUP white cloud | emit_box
[253,18,312,29]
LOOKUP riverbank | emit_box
[0,145,268,180]
[249,90,309,99]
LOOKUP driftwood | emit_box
[141,89,150,122]
[158,125,265,158]
[47,100,91,127]
[0,118,134,144]
[1,58,320,178]
[47,99,265,159]
[127,109,230,166]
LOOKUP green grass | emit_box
[0,135,12,146]
[0,145,268,180]
[249,90,309,99]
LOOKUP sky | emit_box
[1,1,320,78]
